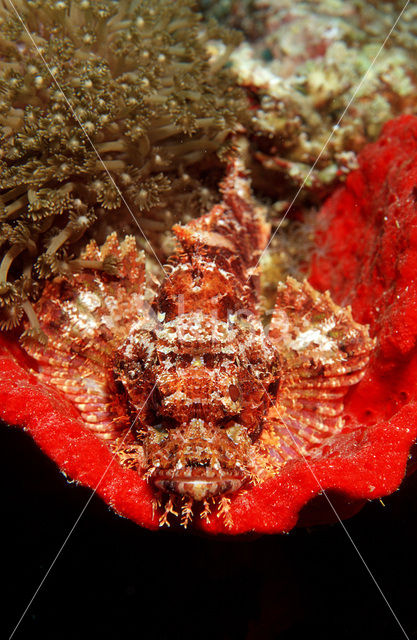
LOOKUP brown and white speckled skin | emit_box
[114,163,279,502]
[24,159,374,523]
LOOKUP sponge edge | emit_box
[0,335,159,531]
[310,114,417,425]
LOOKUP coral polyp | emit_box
[0,0,247,332]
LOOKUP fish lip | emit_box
[152,469,246,500]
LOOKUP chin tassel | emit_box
[159,495,178,527]
[181,498,194,528]
[218,496,233,529]
[201,499,211,522]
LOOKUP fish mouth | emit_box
[152,468,245,501]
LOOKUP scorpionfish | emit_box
[24,159,374,527]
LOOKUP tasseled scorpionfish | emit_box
[24,160,374,527]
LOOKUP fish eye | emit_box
[228,384,240,402]
[219,416,240,430]
[152,416,179,430]
[150,386,162,410]
[150,424,169,444]
[268,380,280,397]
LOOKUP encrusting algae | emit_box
[207,0,417,200]
[0,0,247,335]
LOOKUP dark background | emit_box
[2,420,416,640]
